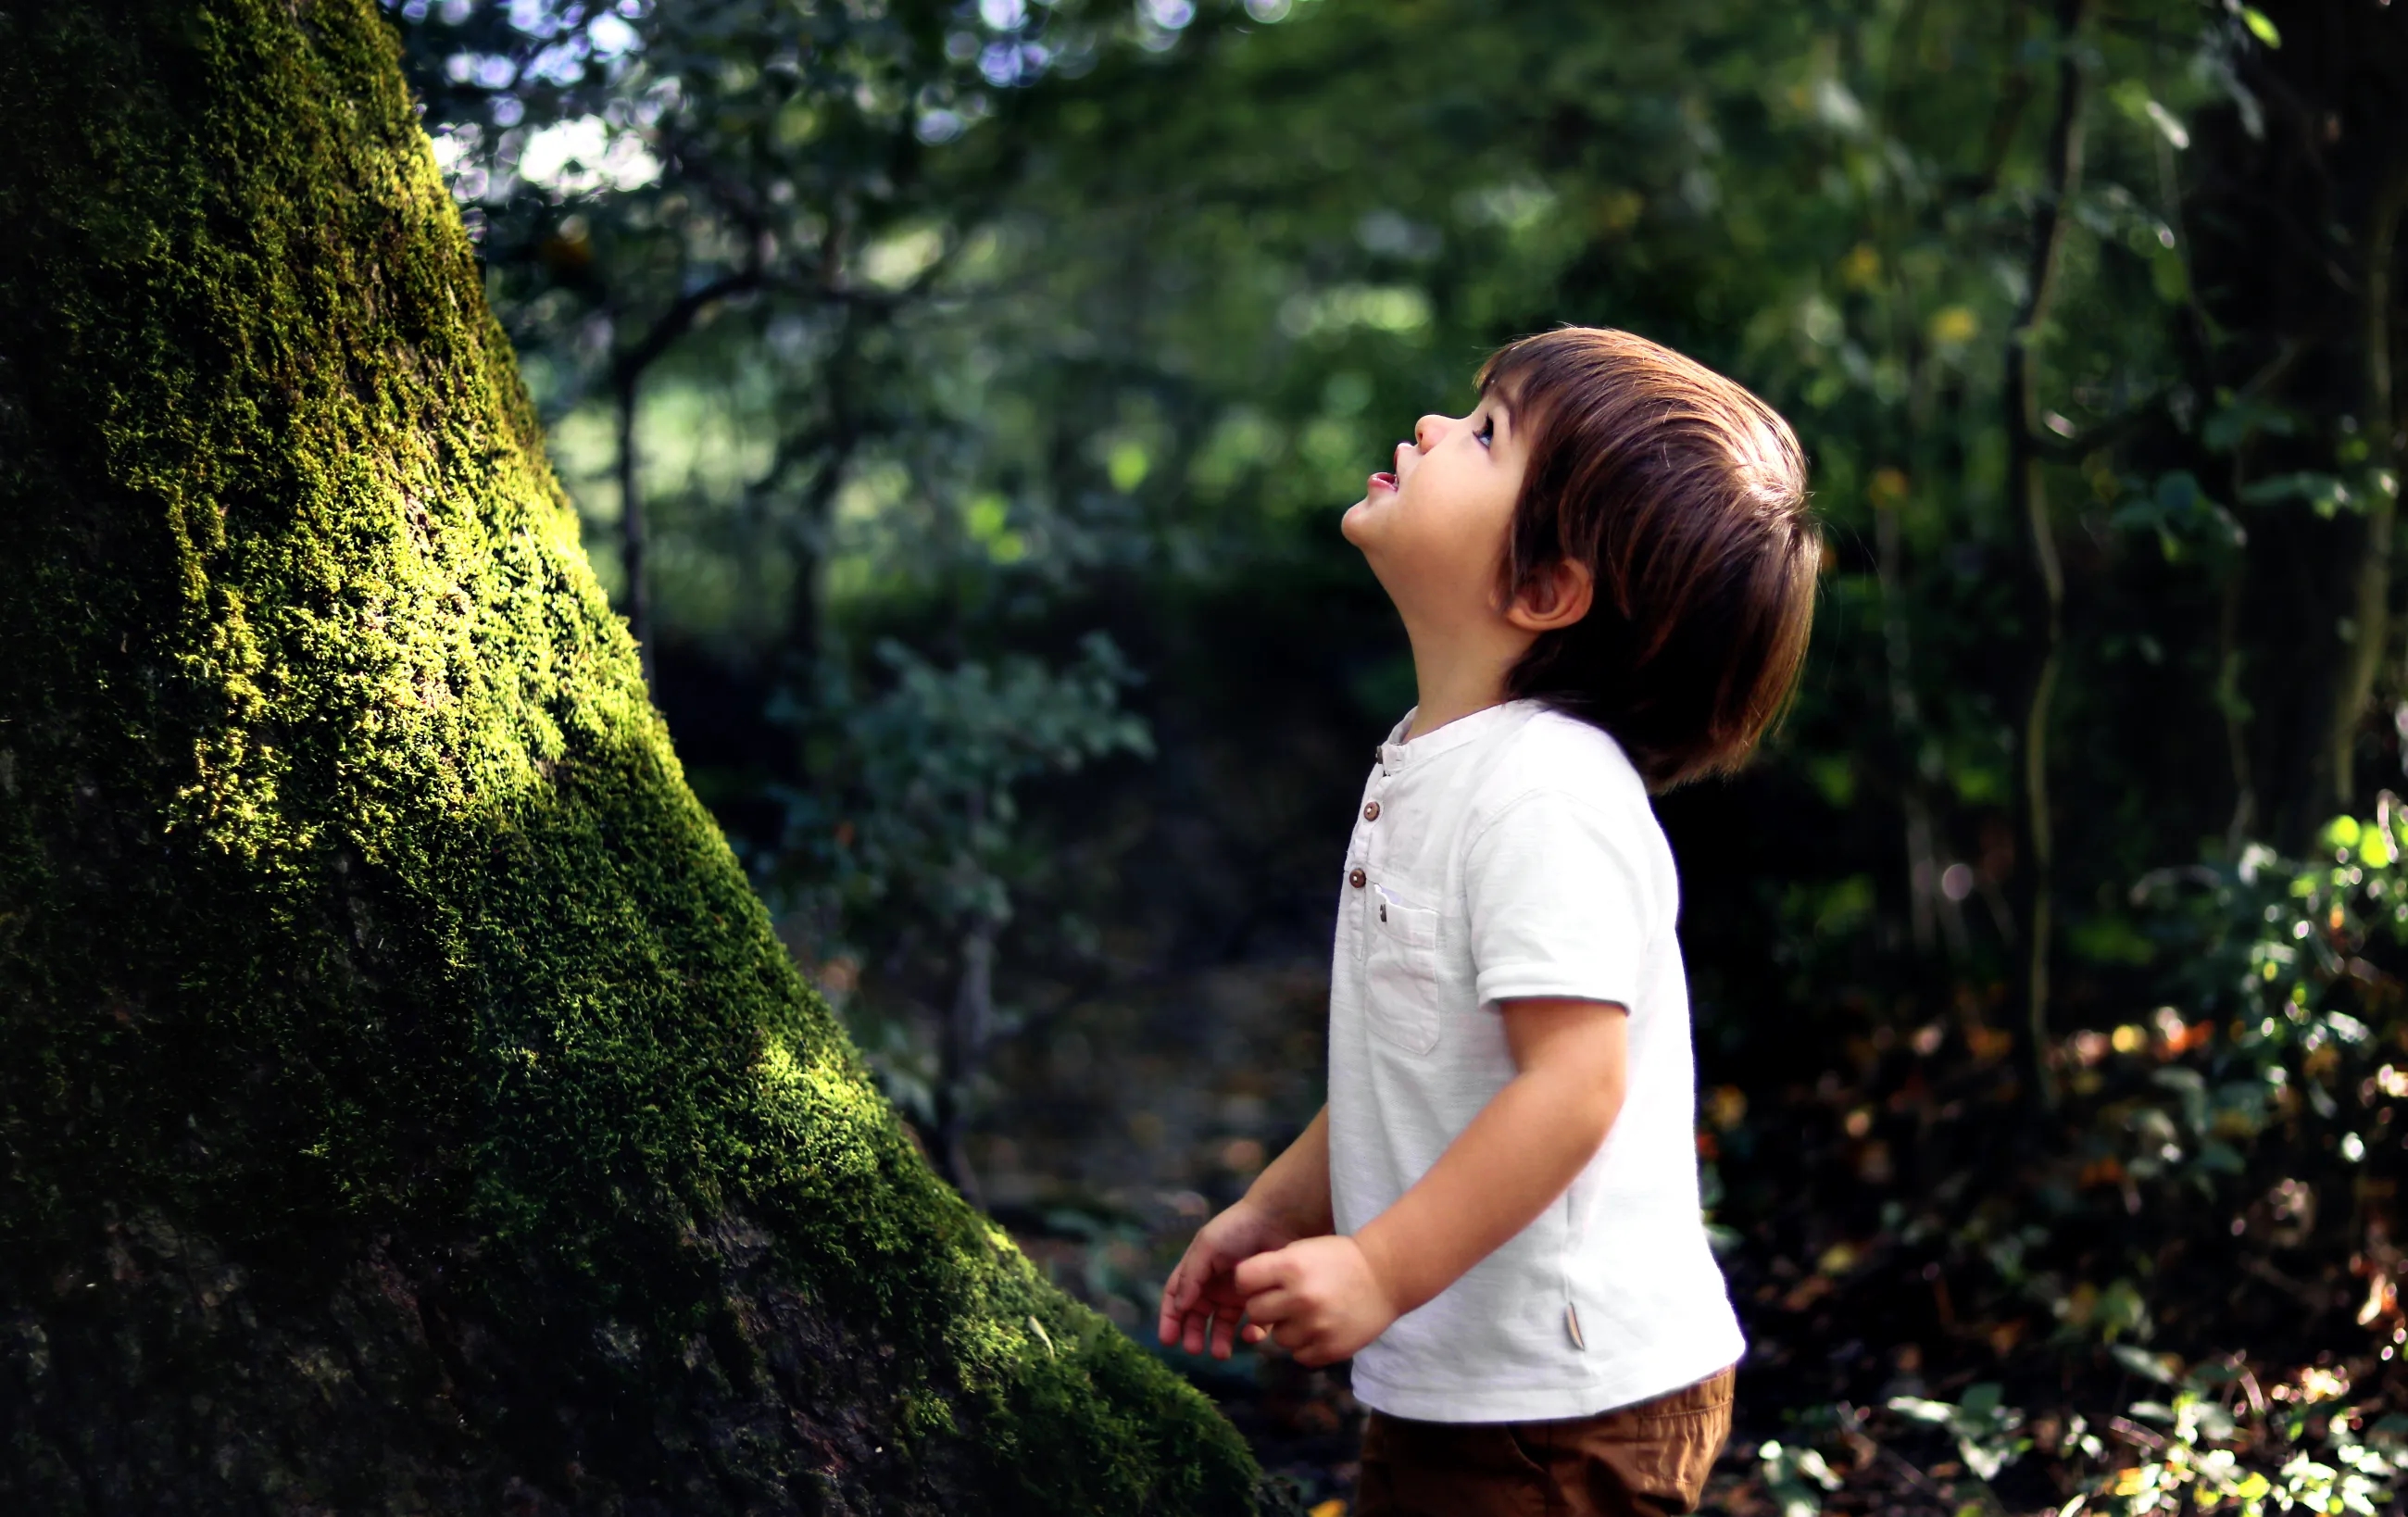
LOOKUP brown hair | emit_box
[1478,326,1818,791]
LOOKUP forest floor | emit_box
[957,956,2401,1515]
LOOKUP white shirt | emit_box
[1327,699,1744,1423]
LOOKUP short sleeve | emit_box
[1464,787,1654,1013]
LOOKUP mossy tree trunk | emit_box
[0,4,1264,1512]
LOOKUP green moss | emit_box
[0,2,1259,1510]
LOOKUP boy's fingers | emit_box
[1231,1248,1289,1296]
[1169,1259,1202,1309]
[1243,1285,1298,1328]
[1209,1306,1245,1360]
[1198,1315,1224,1359]
[1160,1270,1208,1346]
[1156,1271,1183,1343]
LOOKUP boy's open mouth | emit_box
[1368,470,1398,494]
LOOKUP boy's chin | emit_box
[1339,496,1382,546]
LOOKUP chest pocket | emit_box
[1364,884,1444,1055]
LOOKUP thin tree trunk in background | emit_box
[616,371,654,690]
[1875,493,1943,957]
[607,268,763,699]
[2219,563,2258,853]
[787,320,864,672]
[1869,0,1968,972]
[1974,2,2034,195]
[2214,342,2301,852]
[2327,164,2408,814]
[942,921,997,1211]
[2007,0,2091,1115]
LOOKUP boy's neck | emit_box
[1400,620,1533,742]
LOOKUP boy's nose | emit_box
[1412,414,1446,450]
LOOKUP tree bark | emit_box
[0,4,1266,1512]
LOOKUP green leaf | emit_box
[2151,244,2191,304]
[2239,6,2281,46]
[2241,471,2354,515]
[2110,80,2192,149]
[2203,395,2301,452]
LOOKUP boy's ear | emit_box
[1503,559,1593,633]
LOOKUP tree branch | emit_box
[609,266,767,391]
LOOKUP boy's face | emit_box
[1341,393,1531,632]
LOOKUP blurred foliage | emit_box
[770,632,1150,976]
[383,0,2408,1507]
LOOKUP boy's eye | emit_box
[1476,416,1495,447]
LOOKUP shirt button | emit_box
[1348,868,1367,889]
[1363,801,1381,821]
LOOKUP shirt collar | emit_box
[1378,699,1539,773]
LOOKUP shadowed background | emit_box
[385,1,2408,1511]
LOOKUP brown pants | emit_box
[1352,1366,1736,1517]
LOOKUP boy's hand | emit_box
[1158,1200,1303,1360]
[1233,1235,1402,1367]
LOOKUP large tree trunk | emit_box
[0,4,1265,1512]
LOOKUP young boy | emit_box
[1156,327,1817,1517]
